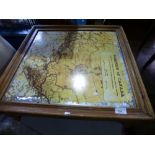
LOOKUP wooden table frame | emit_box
[0,25,154,120]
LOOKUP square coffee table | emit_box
[0,25,154,120]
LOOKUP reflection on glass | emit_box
[35,32,42,42]
[71,73,87,93]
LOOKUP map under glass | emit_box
[3,31,135,108]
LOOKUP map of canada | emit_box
[4,31,135,107]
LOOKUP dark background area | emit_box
[0,19,155,134]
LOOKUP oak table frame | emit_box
[0,25,154,120]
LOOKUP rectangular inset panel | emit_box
[3,31,135,108]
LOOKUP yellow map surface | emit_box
[4,31,135,107]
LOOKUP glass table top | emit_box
[3,31,135,108]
